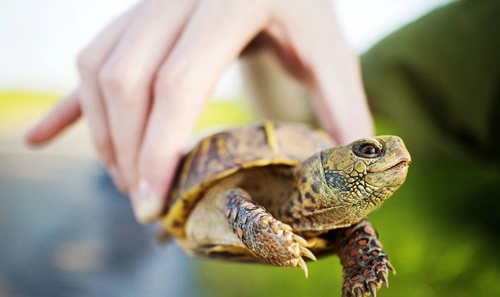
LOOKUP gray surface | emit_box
[0,154,199,297]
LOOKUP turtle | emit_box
[159,121,411,297]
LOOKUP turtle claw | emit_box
[280,223,293,231]
[297,257,308,278]
[378,271,389,288]
[368,281,378,297]
[355,287,364,297]
[386,261,396,274]
[300,246,317,261]
[342,288,351,297]
[292,234,309,246]
[292,234,317,278]
[342,282,381,297]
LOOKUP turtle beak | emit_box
[365,136,411,188]
[369,136,411,173]
[386,136,411,169]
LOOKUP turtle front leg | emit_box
[336,219,395,297]
[223,188,317,276]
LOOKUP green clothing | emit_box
[362,1,500,295]
[363,0,500,165]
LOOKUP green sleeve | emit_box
[362,0,500,165]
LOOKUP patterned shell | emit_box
[160,121,335,238]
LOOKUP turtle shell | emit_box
[160,121,334,239]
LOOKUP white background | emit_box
[0,0,451,97]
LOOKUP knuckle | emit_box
[76,47,101,76]
[98,62,144,101]
[98,64,127,94]
[155,61,194,100]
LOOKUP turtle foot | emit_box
[260,217,317,277]
[224,188,316,277]
[338,219,395,297]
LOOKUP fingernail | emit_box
[130,179,163,224]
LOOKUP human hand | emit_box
[25,0,373,224]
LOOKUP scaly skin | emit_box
[224,188,316,276]
[282,136,411,233]
[336,219,395,297]
[277,136,408,296]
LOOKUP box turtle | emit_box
[159,121,411,297]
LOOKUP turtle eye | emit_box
[354,142,382,158]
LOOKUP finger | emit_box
[76,5,137,172]
[25,90,81,146]
[310,35,374,144]
[98,0,197,192]
[276,1,374,144]
[132,0,272,223]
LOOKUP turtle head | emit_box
[320,135,411,225]
[289,136,411,229]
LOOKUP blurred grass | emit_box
[0,92,60,134]
[0,92,256,134]
[2,92,499,297]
